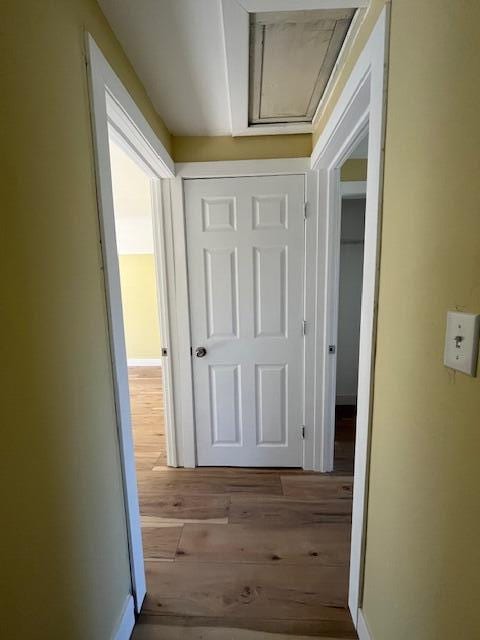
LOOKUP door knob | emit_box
[195,347,207,358]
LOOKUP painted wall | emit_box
[172,133,311,162]
[340,159,367,182]
[4,1,479,638]
[109,139,161,359]
[0,1,171,638]
[119,255,162,359]
[313,0,386,146]
[109,138,156,255]
[362,2,480,637]
[312,1,480,638]
[336,198,365,404]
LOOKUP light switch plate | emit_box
[443,311,480,376]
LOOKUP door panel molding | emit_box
[185,175,304,467]
[170,159,316,470]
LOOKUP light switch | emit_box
[443,311,480,376]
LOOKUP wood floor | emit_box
[128,366,357,640]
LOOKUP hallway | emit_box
[129,367,357,638]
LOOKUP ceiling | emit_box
[98,1,358,137]
[98,0,232,136]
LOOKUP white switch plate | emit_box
[443,311,480,376]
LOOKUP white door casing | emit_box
[185,175,305,467]
[310,6,389,626]
[85,34,175,615]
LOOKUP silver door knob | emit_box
[195,347,207,358]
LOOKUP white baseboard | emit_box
[336,394,357,405]
[357,608,373,640]
[112,595,135,640]
[127,358,162,367]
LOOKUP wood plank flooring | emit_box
[128,367,357,639]
[175,522,351,566]
[129,366,167,468]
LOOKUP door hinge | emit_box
[301,425,306,439]
[303,201,308,220]
[302,320,307,336]
[329,344,336,354]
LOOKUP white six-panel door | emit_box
[184,175,305,466]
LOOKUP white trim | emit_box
[357,609,373,640]
[150,179,178,467]
[238,0,367,9]
[341,180,367,198]
[106,92,173,176]
[87,40,173,175]
[232,123,313,137]
[127,358,163,367]
[221,0,366,137]
[221,0,310,137]
[310,6,389,626]
[169,177,197,468]
[172,159,318,471]
[312,7,368,130]
[176,158,310,179]
[112,595,135,640]
[85,33,176,613]
[302,169,319,470]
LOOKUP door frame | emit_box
[170,158,318,469]
[85,34,175,613]
[310,6,389,629]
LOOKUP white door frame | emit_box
[85,34,175,614]
[310,6,389,628]
[170,158,318,469]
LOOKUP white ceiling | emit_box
[98,0,232,136]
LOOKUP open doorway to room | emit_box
[334,137,368,474]
[106,130,179,580]
[131,162,357,640]
[108,137,168,472]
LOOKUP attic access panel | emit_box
[249,9,355,125]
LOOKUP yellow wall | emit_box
[119,255,162,359]
[172,133,312,162]
[0,1,171,638]
[313,0,387,146]
[341,159,367,182]
[335,2,480,638]
[4,0,480,638]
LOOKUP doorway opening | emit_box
[334,139,368,474]
[108,137,169,472]
[133,164,356,639]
